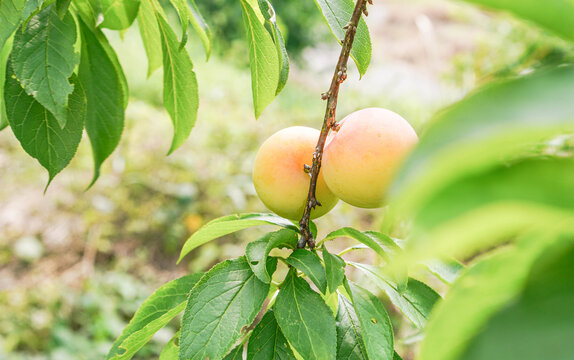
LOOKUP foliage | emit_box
[0,0,371,187]
[2,0,574,359]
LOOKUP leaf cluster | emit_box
[108,214,446,359]
[0,0,372,189]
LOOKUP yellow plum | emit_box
[322,108,418,208]
[253,126,339,220]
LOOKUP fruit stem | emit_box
[297,0,369,249]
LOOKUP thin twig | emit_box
[298,0,370,248]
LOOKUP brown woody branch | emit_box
[297,0,370,248]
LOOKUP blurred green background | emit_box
[0,0,572,358]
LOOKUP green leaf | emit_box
[137,0,162,77]
[351,262,440,329]
[390,65,574,221]
[415,158,574,232]
[461,240,574,360]
[418,234,562,360]
[78,19,125,187]
[168,0,190,47]
[70,0,100,29]
[335,293,369,360]
[324,288,339,316]
[246,240,272,282]
[400,157,574,265]
[313,0,371,76]
[159,332,179,360]
[247,310,296,360]
[322,248,346,294]
[107,273,202,360]
[0,36,13,131]
[22,0,45,22]
[0,0,25,49]
[0,115,7,131]
[99,0,139,30]
[167,0,213,59]
[5,66,85,185]
[179,213,297,263]
[239,0,280,118]
[257,0,289,95]
[424,259,464,284]
[284,249,327,294]
[322,228,399,260]
[156,12,199,154]
[275,271,337,360]
[11,4,79,128]
[56,0,71,18]
[363,231,403,249]
[462,0,574,42]
[309,220,318,239]
[188,0,212,60]
[246,229,299,283]
[96,20,129,110]
[223,345,244,360]
[179,257,269,360]
[345,281,393,360]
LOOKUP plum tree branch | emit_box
[297,0,371,249]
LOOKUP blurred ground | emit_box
[0,0,568,358]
